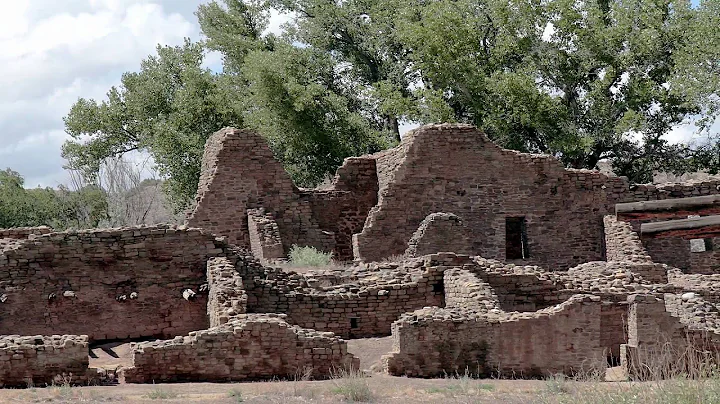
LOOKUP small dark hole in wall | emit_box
[607,355,621,367]
[350,318,359,329]
[432,282,444,294]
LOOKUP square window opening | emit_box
[350,318,359,329]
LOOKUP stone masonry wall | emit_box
[354,124,626,267]
[207,257,248,327]
[405,213,475,258]
[247,209,284,261]
[186,127,334,255]
[603,215,653,263]
[240,254,453,338]
[354,124,720,266]
[0,226,53,240]
[122,314,358,383]
[302,157,379,261]
[0,335,89,387]
[0,225,235,341]
[384,295,604,377]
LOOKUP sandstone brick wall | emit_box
[0,335,89,387]
[0,226,53,240]
[301,157,378,261]
[384,295,604,377]
[186,127,334,255]
[443,267,501,312]
[0,225,235,341]
[353,124,625,267]
[405,213,475,258]
[247,209,284,261]
[207,257,248,327]
[603,215,653,263]
[122,314,358,383]
[240,254,450,338]
[353,124,720,266]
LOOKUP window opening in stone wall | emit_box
[688,215,713,252]
[506,217,529,259]
[350,318,359,329]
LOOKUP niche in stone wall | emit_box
[505,217,529,260]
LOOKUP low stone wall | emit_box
[405,213,475,258]
[241,254,463,338]
[0,226,53,240]
[207,257,248,327]
[0,335,89,387]
[122,314,359,383]
[247,209,285,260]
[443,267,501,312]
[384,295,604,378]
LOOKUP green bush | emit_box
[288,245,332,267]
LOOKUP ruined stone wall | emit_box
[302,157,379,261]
[443,267,501,312]
[207,257,248,327]
[603,215,653,263]
[186,128,333,254]
[643,238,692,272]
[405,213,475,258]
[247,209,284,261]
[0,335,89,387]
[354,124,628,267]
[241,255,448,338]
[384,295,604,377]
[689,240,720,274]
[0,226,53,240]
[0,225,234,341]
[122,314,358,383]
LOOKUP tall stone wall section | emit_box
[384,295,604,377]
[122,314,358,383]
[405,213,475,258]
[354,124,720,266]
[0,225,235,341]
[186,127,333,255]
[354,124,628,267]
[0,335,89,387]
[603,215,653,263]
[301,157,379,260]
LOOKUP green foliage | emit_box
[288,245,332,267]
[63,0,720,208]
[145,386,179,400]
[0,169,107,230]
[62,40,243,210]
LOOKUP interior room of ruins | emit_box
[4,123,720,386]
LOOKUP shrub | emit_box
[330,368,374,402]
[289,245,332,267]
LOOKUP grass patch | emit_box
[426,368,495,397]
[330,368,374,402]
[228,388,244,402]
[145,386,179,400]
[289,245,333,267]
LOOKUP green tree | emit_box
[0,169,108,230]
[62,40,244,210]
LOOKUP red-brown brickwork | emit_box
[0,335,89,387]
[121,314,358,383]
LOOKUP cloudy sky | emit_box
[0,1,714,188]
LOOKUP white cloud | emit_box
[0,0,208,187]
